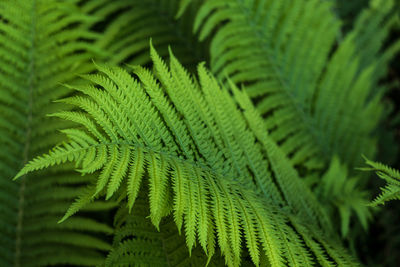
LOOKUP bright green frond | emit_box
[361,158,400,206]
[105,196,229,267]
[16,47,359,266]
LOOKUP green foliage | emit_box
[314,157,372,238]
[188,0,399,171]
[332,0,369,26]
[361,158,400,206]
[0,0,399,266]
[16,47,360,266]
[85,0,207,67]
[105,194,229,266]
[0,0,114,265]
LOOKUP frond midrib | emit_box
[15,1,36,266]
[217,0,333,160]
[19,139,246,190]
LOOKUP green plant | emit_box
[1,0,399,266]
[315,157,371,239]
[0,1,114,265]
[16,46,362,266]
[361,158,400,206]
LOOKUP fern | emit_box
[360,158,400,206]
[0,0,115,265]
[175,0,400,245]
[183,0,400,171]
[1,0,399,265]
[15,45,360,266]
[83,0,207,67]
[314,157,372,238]
[105,193,230,267]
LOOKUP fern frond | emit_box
[0,0,114,265]
[315,156,372,238]
[105,195,229,267]
[361,158,400,206]
[315,0,400,166]
[192,0,399,171]
[191,0,339,167]
[83,0,207,67]
[16,47,359,266]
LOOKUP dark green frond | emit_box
[0,0,113,265]
[191,0,399,171]
[84,0,207,67]
[315,157,372,238]
[192,0,340,170]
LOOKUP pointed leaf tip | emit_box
[58,214,70,224]
[13,170,25,180]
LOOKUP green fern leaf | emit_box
[192,0,399,171]
[361,158,400,206]
[85,0,207,67]
[315,156,372,238]
[16,46,359,266]
[0,1,115,265]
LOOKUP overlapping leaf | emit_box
[185,0,399,171]
[16,46,358,266]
